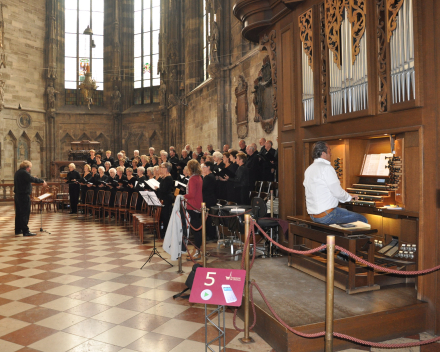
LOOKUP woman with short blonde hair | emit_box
[66,163,81,214]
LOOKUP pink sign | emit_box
[189,268,246,307]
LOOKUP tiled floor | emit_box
[0,204,438,352]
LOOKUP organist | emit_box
[304,141,368,225]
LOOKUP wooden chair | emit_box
[77,190,94,219]
[99,191,111,221]
[119,193,138,225]
[138,205,162,243]
[255,181,263,192]
[105,191,121,220]
[132,202,151,235]
[57,183,71,212]
[116,192,129,224]
[261,181,271,195]
[30,186,42,213]
[249,191,259,202]
[89,190,105,220]
[129,196,145,226]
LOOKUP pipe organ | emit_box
[388,0,415,104]
[299,9,314,121]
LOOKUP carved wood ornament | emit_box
[235,75,249,139]
[319,4,328,123]
[254,30,277,134]
[386,0,404,42]
[325,0,366,68]
[377,0,388,113]
[299,9,313,69]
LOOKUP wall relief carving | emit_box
[17,113,31,129]
[235,75,249,139]
[254,30,277,134]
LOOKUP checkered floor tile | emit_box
[0,205,438,352]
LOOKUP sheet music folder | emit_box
[139,191,163,206]
[36,193,53,201]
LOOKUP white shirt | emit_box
[303,158,352,215]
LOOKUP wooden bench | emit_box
[287,215,379,294]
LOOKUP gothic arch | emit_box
[149,130,162,151]
[31,133,44,178]
[17,132,31,169]
[96,133,110,152]
[77,132,91,142]
[60,133,74,160]
[125,132,140,156]
[4,131,17,179]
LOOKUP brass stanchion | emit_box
[201,202,207,268]
[239,214,254,344]
[325,236,335,352]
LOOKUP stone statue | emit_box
[112,86,121,111]
[208,21,220,64]
[159,80,167,109]
[0,79,5,110]
[46,82,59,110]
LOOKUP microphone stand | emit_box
[38,198,51,234]
[140,192,173,269]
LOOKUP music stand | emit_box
[36,193,53,234]
[138,191,173,269]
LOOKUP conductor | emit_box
[14,161,47,236]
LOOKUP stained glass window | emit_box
[65,0,104,105]
[134,0,160,105]
[202,0,210,82]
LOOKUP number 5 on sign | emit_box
[205,272,216,286]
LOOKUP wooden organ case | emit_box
[289,133,420,293]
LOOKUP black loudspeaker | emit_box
[173,263,203,299]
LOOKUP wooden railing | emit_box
[0,182,69,202]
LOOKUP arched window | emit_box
[134,0,161,105]
[202,0,210,82]
[64,0,104,106]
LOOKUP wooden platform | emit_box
[212,257,428,352]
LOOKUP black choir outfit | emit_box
[240,147,247,154]
[103,156,115,165]
[156,175,175,237]
[86,156,96,165]
[134,175,148,209]
[196,152,204,162]
[125,175,138,204]
[107,174,119,207]
[246,152,262,194]
[226,163,240,203]
[13,168,45,235]
[168,155,179,180]
[66,170,81,213]
[227,164,250,205]
[80,173,94,204]
[261,147,276,181]
[93,173,108,204]
[202,173,218,240]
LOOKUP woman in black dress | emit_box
[80,164,93,205]
[154,163,174,237]
[140,155,150,169]
[131,159,139,176]
[87,165,99,204]
[134,166,147,209]
[107,168,119,207]
[86,149,96,166]
[222,153,250,205]
[125,168,138,204]
[66,163,81,214]
[226,150,240,203]
[104,161,111,176]
[202,161,218,240]
[94,166,109,203]
[116,166,127,192]
[150,155,159,168]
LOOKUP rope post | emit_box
[325,235,335,352]
[270,190,274,217]
[201,202,207,268]
[177,256,183,274]
[240,214,255,344]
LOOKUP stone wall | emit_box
[0,0,47,181]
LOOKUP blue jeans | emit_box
[310,207,367,225]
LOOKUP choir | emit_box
[65,139,278,238]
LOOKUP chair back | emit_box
[251,197,267,221]
[259,192,269,201]
[217,199,227,206]
[249,191,259,202]
[255,181,263,193]
[120,192,129,208]
[155,203,163,221]
[85,190,94,205]
[103,191,111,206]
[113,191,122,207]
[130,193,139,210]
[261,181,271,194]
[141,200,148,212]
[96,190,105,206]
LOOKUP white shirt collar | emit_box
[314,158,331,165]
